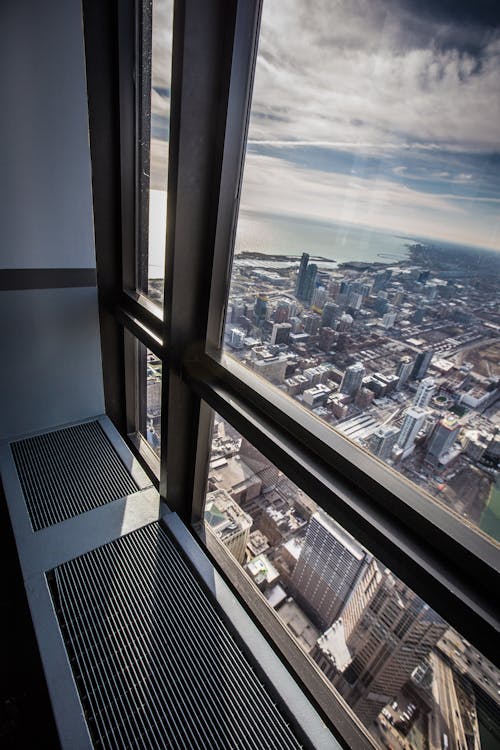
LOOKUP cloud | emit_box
[236,0,500,251]
[249,0,500,153]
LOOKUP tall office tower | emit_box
[413,377,435,409]
[331,570,447,725]
[253,294,268,325]
[347,291,363,311]
[426,415,461,461]
[367,425,400,461]
[311,286,327,309]
[295,252,310,298]
[229,298,246,323]
[205,489,253,564]
[303,313,321,335]
[397,407,428,452]
[270,322,291,346]
[396,355,414,390]
[411,349,433,380]
[340,362,365,396]
[274,300,291,323]
[321,302,340,328]
[301,263,318,304]
[291,512,369,629]
[382,311,397,329]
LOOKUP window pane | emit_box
[204,414,500,748]
[142,346,162,456]
[223,1,500,546]
[138,0,173,305]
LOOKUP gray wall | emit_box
[0,0,104,439]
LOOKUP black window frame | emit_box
[84,1,500,747]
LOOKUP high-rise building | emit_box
[367,425,399,460]
[229,328,246,349]
[396,355,414,390]
[274,299,291,323]
[295,252,310,298]
[253,294,268,325]
[347,291,363,311]
[270,322,291,346]
[291,512,369,629]
[340,362,365,397]
[321,302,340,328]
[205,488,252,564]
[426,415,461,461]
[411,349,433,380]
[321,569,447,725]
[311,286,327,309]
[382,311,397,329]
[302,313,321,335]
[413,377,435,409]
[301,263,318,304]
[397,407,428,453]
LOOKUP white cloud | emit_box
[249,0,500,153]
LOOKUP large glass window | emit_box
[137,0,173,306]
[221,1,500,547]
[109,1,500,746]
[203,414,500,749]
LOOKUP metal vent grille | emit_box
[11,421,139,531]
[50,522,303,750]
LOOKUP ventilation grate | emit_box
[11,421,139,531]
[50,522,304,750]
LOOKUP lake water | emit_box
[235,210,412,265]
[148,191,414,278]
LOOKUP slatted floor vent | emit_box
[49,522,304,750]
[11,421,139,531]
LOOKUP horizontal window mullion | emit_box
[184,355,500,668]
[114,304,165,360]
[202,351,499,571]
[119,291,164,341]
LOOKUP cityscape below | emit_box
[222,242,500,546]
[144,236,500,749]
[204,412,500,750]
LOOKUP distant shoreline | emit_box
[236,251,336,263]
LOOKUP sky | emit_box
[236,0,500,252]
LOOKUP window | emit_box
[221,0,500,549]
[202,414,500,748]
[92,1,500,748]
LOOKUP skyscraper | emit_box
[340,362,365,397]
[270,322,291,346]
[253,294,268,325]
[301,263,318,304]
[291,512,369,629]
[396,355,414,390]
[411,349,433,380]
[295,252,310,298]
[397,407,428,454]
[321,302,340,328]
[413,377,435,409]
[323,569,447,725]
[426,415,461,461]
[367,425,399,460]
